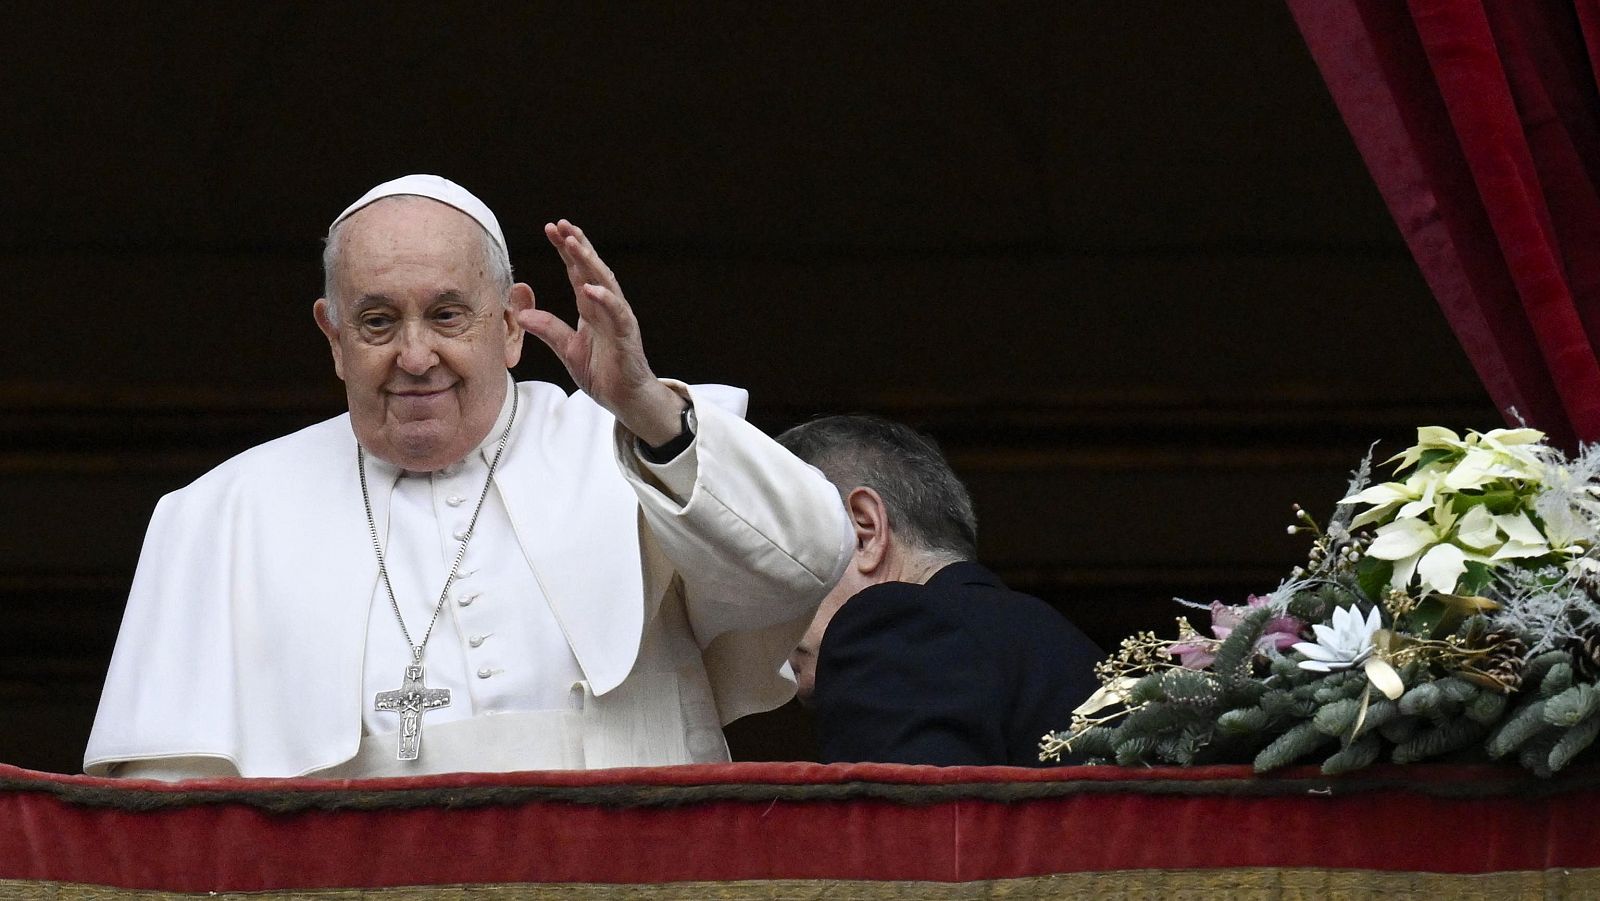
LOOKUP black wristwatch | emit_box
[640,402,697,463]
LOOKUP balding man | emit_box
[779,415,1101,766]
[86,175,851,779]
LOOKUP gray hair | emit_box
[320,196,514,326]
[777,414,978,562]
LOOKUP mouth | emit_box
[388,384,455,398]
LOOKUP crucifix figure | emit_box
[374,664,451,761]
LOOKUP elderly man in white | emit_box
[85,175,851,779]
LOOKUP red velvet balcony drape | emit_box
[1289,0,1600,450]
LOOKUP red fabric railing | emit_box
[1290,0,1600,450]
[3,761,1600,894]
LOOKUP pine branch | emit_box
[1253,721,1329,773]
[1543,684,1600,727]
[1312,697,1360,737]
[1465,690,1508,725]
[1322,733,1382,775]
[1379,714,1423,745]
[1212,606,1272,692]
[1353,698,1399,738]
[1550,716,1600,773]
[1216,707,1269,737]
[1541,662,1575,699]
[1391,718,1486,764]
[1487,699,1550,759]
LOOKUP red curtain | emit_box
[1289,0,1600,450]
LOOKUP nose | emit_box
[395,321,440,375]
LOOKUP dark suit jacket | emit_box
[812,562,1103,766]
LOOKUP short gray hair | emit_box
[320,196,514,325]
[777,414,978,562]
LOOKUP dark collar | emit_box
[925,560,1004,591]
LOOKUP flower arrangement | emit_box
[1040,427,1600,776]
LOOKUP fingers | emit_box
[515,308,577,359]
[574,282,635,339]
[544,220,620,297]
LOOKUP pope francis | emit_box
[84,175,852,779]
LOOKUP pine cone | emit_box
[1565,623,1600,681]
[1476,628,1528,693]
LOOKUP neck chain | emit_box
[357,386,518,760]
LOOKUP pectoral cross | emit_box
[374,664,451,761]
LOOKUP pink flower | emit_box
[1168,639,1217,669]
[1168,595,1306,670]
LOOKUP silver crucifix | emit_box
[374,664,451,760]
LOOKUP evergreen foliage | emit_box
[1043,428,1600,776]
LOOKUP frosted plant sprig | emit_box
[1490,563,1600,656]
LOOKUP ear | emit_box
[844,486,892,575]
[312,298,346,381]
[504,283,534,368]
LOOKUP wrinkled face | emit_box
[316,198,522,471]
[788,569,865,705]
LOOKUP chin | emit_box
[385,421,468,470]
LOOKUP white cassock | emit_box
[84,378,851,778]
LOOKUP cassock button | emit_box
[469,634,487,648]
[446,495,466,507]
[477,667,494,679]
[452,528,469,541]
[458,593,478,607]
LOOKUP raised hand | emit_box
[516,220,684,447]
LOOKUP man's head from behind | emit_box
[777,414,978,702]
[313,176,535,472]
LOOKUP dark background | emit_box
[1,2,1495,772]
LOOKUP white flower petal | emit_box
[1308,623,1340,647]
[1490,540,1550,561]
[1297,659,1337,672]
[1493,511,1545,545]
[1483,428,1544,446]
[1455,505,1500,550]
[1417,543,1468,595]
[1349,504,1399,530]
[1397,499,1434,519]
[1368,519,1437,560]
[1443,451,1496,491]
[1416,426,1462,447]
[1390,552,1422,589]
[1341,483,1412,506]
[1363,605,1384,635]
[1292,642,1343,662]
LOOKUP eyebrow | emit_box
[351,291,469,312]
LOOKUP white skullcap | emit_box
[329,174,507,253]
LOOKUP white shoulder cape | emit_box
[85,381,851,776]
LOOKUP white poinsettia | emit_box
[1293,605,1383,673]
[1386,426,1545,478]
[1347,428,1546,525]
[1342,467,1447,530]
[1364,496,1476,594]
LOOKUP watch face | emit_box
[684,405,698,434]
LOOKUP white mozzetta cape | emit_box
[85,381,851,777]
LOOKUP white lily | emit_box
[1293,605,1383,673]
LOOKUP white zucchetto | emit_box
[330,174,507,252]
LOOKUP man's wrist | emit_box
[639,401,696,463]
